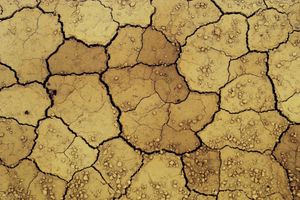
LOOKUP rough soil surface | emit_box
[0,0,298,199]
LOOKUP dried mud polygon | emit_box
[0,0,298,199]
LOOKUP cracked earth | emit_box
[0,0,299,200]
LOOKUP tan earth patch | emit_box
[218,190,250,200]
[187,192,216,200]
[100,0,154,27]
[137,28,180,66]
[0,118,35,166]
[187,14,249,58]
[65,167,115,199]
[103,64,189,111]
[40,0,118,45]
[120,93,169,152]
[94,138,143,197]
[152,0,222,44]
[0,159,66,200]
[220,74,275,112]
[248,9,292,51]
[0,64,17,88]
[200,110,288,152]
[0,0,38,19]
[0,83,50,126]
[269,32,300,122]
[108,26,144,68]
[0,8,63,83]
[269,32,300,101]
[30,118,98,181]
[280,93,300,123]
[125,153,189,200]
[183,147,220,195]
[48,39,107,74]
[265,0,300,30]
[214,0,266,16]
[273,125,300,200]
[228,52,267,81]
[178,14,248,92]
[220,147,293,199]
[121,92,218,153]
[47,74,119,146]
[178,47,230,92]
[0,0,298,199]
[168,93,218,132]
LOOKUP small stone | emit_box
[117,161,123,167]
[83,175,89,181]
